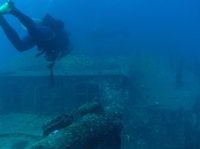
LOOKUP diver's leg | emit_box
[0,16,35,51]
[0,1,56,40]
[9,3,37,36]
[10,9,55,41]
[0,1,37,36]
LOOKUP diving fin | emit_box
[0,1,11,14]
[0,0,19,15]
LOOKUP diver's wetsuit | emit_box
[0,3,71,61]
[0,15,37,51]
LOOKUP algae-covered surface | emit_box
[0,102,122,149]
[1,54,199,109]
[0,54,200,148]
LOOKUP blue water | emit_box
[0,0,199,58]
[0,0,200,148]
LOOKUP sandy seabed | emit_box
[0,113,52,149]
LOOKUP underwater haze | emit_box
[0,0,199,57]
[0,0,200,148]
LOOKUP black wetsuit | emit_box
[0,6,71,61]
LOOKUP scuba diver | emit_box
[0,0,73,70]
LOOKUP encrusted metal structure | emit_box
[0,69,131,113]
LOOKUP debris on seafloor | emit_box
[27,101,123,149]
